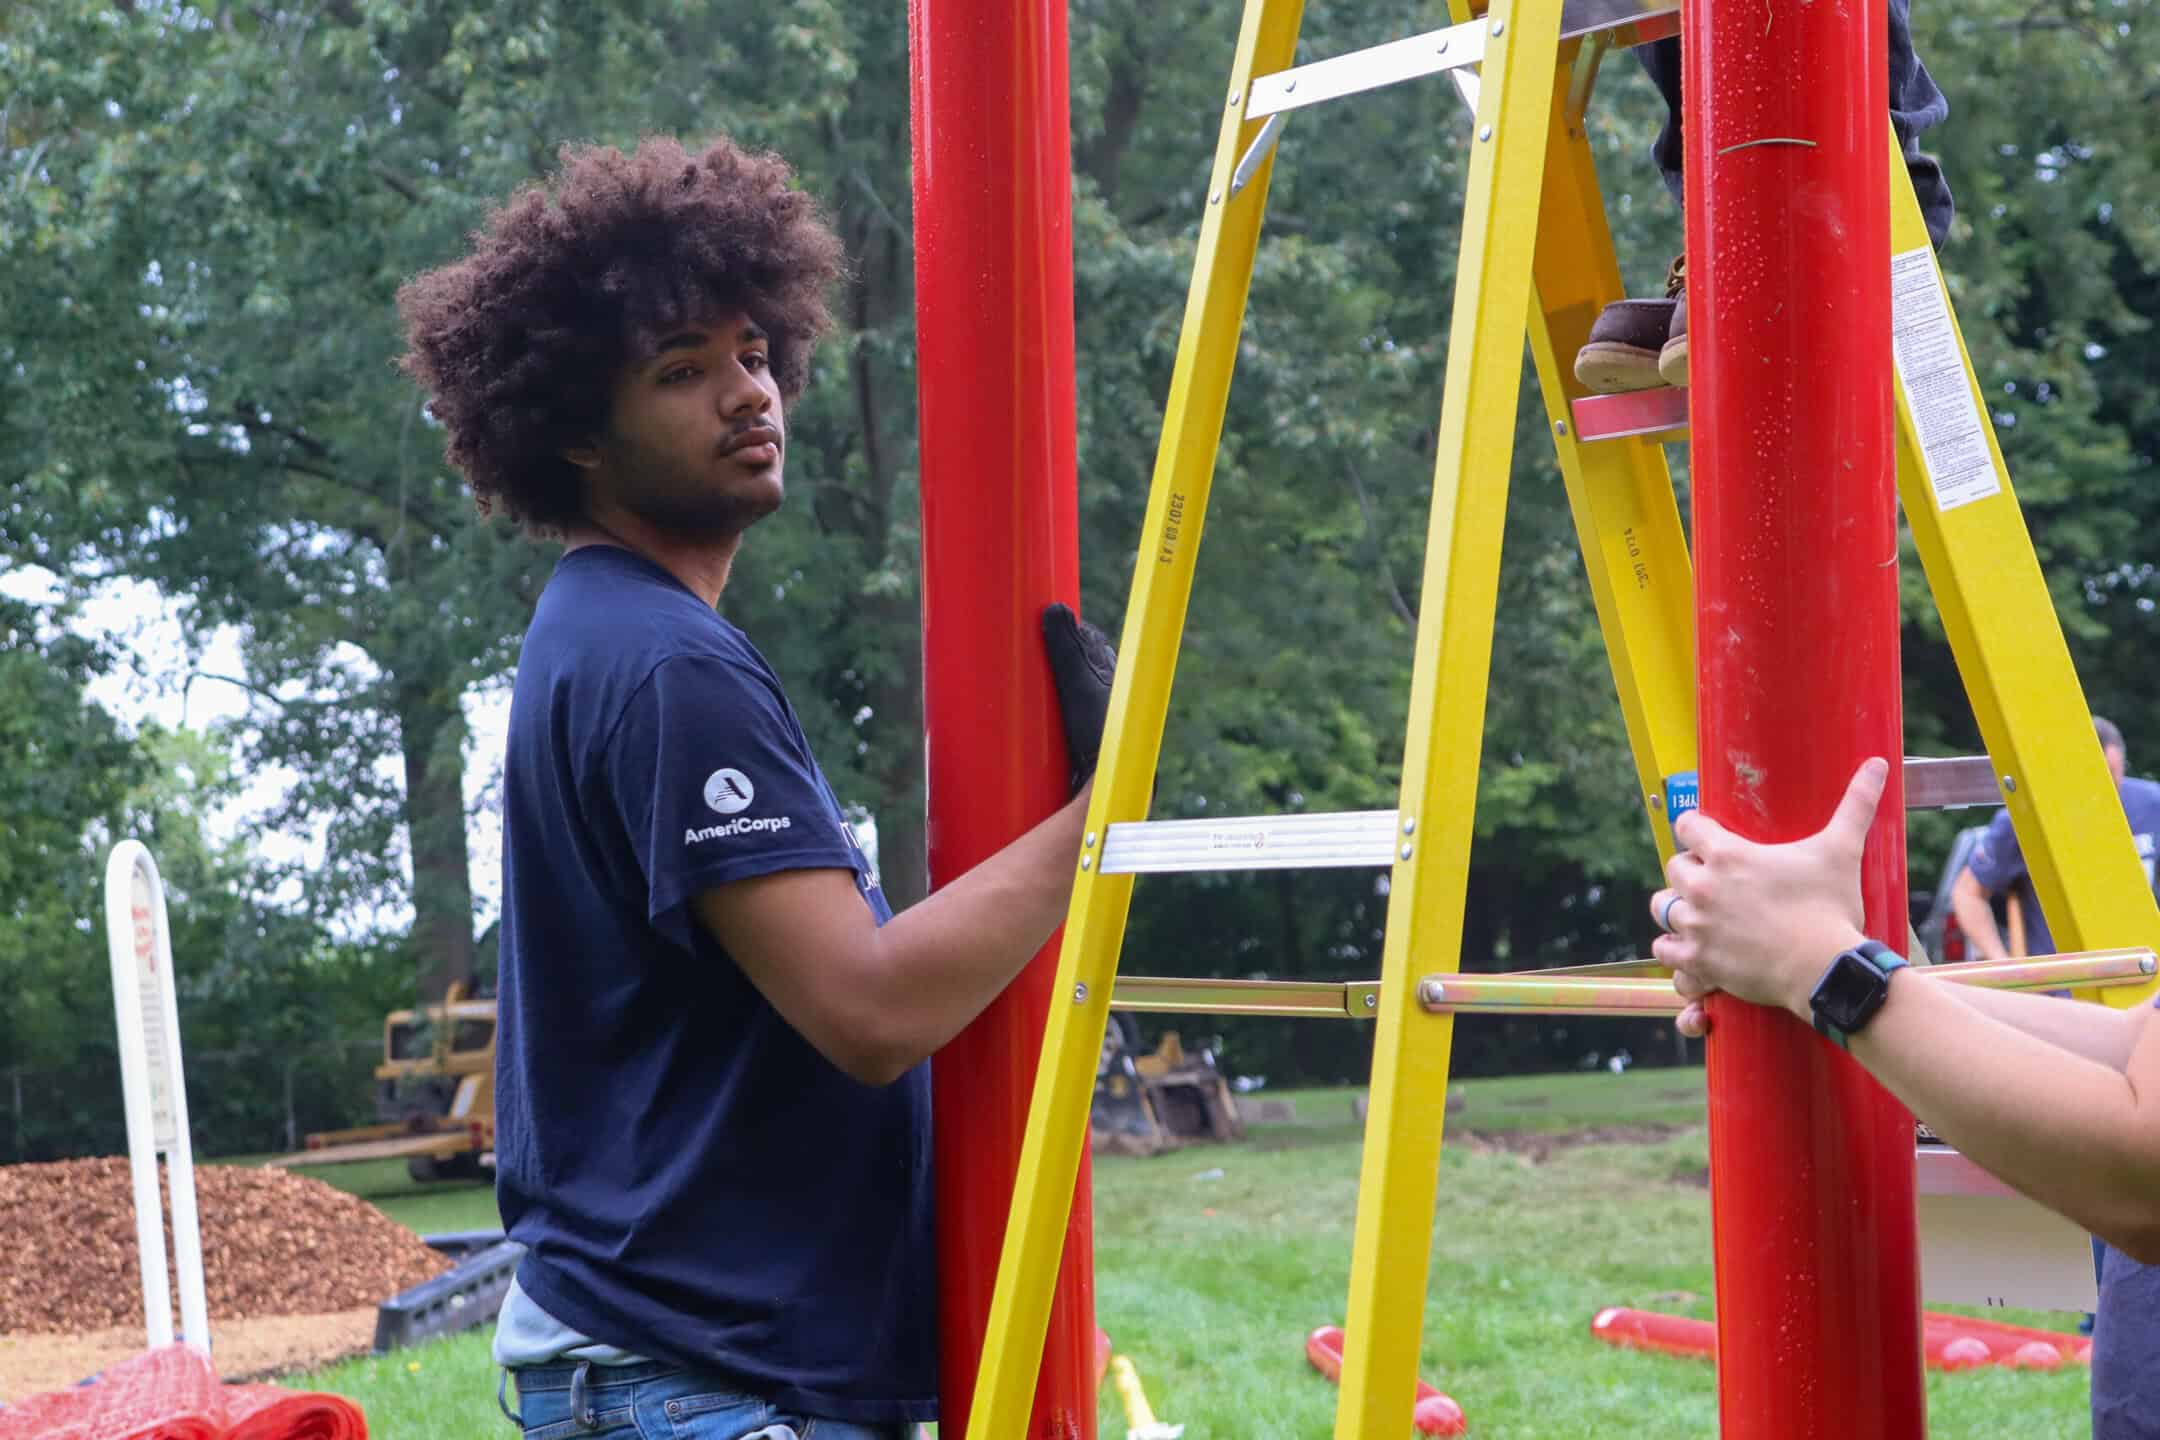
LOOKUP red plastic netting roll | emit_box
[0,1345,365,1440]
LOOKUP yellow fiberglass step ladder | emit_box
[962,0,2160,1434]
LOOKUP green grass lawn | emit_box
[289,1156,505,1235]
[274,1069,2093,1437]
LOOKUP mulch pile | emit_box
[0,1158,451,1335]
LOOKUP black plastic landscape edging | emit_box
[373,1234,524,1353]
[418,1228,514,1261]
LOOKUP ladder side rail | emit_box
[1332,0,1566,1431]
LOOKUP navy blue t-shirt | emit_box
[494,545,936,1425]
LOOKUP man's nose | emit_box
[719,365,772,415]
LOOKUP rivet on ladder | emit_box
[1479,125,1494,142]
[2142,956,2157,976]
[1491,19,1505,34]
[1210,191,1222,204]
[1085,831,1097,847]
[1364,992,1378,1010]
[1080,855,1092,870]
[2002,774,2018,793]
[1284,78,1297,93]
[1436,36,1450,53]
[1399,844,1414,861]
[1555,420,1569,436]
[1074,983,1089,1002]
[1402,816,1416,835]
[1646,793,1660,812]
[1419,980,1447,1006]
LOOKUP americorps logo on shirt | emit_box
[686,766,794,846]
[704,767,756,814]
[686,815,792,844]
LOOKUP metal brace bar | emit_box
[1107,951,2155,1021]
[1247,17,1486,120]
[1563,32,1609,129]
[1245,0,1679,122]
[1415,948,2159,1017]
[1229,112,1288,197]
[1109,975,1382,1017]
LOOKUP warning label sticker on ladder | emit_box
[1890,248,2001,512]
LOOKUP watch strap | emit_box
[1812,940,1908,1049]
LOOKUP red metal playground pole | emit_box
[1684,0,1926,1434]
[910,3,1097,1438]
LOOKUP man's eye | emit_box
[744,351,770,371]
[659,366,697,384]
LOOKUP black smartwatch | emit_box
[1808,940,1908,1049]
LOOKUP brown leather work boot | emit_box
[1658,263,1688,388]
[1573,255,1685,394]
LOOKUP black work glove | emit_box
[1042,602,1117,796]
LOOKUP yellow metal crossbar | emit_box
[1108,950,2157,1023]
[1414,949,2159,1017]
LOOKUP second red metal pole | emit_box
[1682,0,1926,1433]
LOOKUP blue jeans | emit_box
[501,1360,912,1440]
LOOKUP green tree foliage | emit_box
[0,0,936,996]
[0,599,400,1160]
[0,597,134,1080]
[7,0,2158,1107]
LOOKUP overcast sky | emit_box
[3,563,511,933]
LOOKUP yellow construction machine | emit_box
[269,983,497,1183]
[1090,1014,1243,1157]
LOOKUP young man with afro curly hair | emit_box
[400,135,1116,1440]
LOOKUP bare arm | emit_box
[1941,980,2149,1069]
[1653,758,2160,1261]
[1949,865,2011,962]
[694,785,1090,1085]
[1852,963,2160,1259]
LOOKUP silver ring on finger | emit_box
[1657,892,1685,933]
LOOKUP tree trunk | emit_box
[1078,39,1149,207]
[396,683,476,1000]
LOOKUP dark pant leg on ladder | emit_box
[1634,0,1955,249]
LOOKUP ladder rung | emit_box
[1904,754,2003,809]
[1247,0,1677,121]
[1247,17,1487,120]
[1098,810,1400,873]
[1915,1147,2020,1198]
[1569,386,1689,442]
[1097,755,1998,880]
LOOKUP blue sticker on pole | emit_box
[1664,771,1699,829]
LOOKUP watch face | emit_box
[1815,951,1885,1031]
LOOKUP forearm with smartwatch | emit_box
[1648,757,2160,1261]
